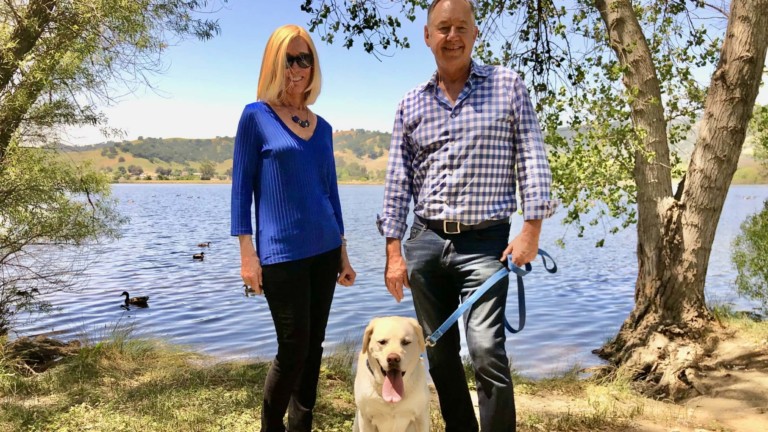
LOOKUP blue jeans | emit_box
[260,247,340,432]
[403,219,515,432]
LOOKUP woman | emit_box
[230,24,356,432]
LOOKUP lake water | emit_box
[14,184,768,377]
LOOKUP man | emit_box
[376,0,557,430]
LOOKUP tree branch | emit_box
[0,0,57,91]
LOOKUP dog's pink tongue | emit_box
[382,370,404,403]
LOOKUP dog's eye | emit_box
[377,339,387,345]
[402,339,411,346]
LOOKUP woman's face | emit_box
[283,37,313,99]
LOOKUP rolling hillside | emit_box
[61,127,766,184]
[61,130,391,183]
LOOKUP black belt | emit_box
[418,217,509,234]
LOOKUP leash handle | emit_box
[537,248,558,273]
[509,259,532,277]
[504,271,526,334]
[509,249,557,275]
[505,249,556,333]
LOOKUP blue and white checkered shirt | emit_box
[378,61,557,239]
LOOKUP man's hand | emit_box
[385,238,409,302]
[501,219,542,267]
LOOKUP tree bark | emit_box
[594,0,768,398]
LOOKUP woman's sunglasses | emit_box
[285,52,314,69]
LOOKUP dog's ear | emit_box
[408,317,426,352]
[362,319,377,354]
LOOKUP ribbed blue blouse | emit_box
[230,101,344,265]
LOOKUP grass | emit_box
[711,302,768,343]
[5,319,759,432]
[731,155,768,184]
[0,332,269,432]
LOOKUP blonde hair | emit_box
[257,25,322,105]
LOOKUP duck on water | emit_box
[121,291,149,308]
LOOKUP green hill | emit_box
[61,130,392,183]
[61,127,766,184]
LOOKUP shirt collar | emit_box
[420,60,490,94]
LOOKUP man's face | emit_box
[424,0,478,74]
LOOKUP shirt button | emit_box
[450,113,457,118]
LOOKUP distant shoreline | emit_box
[111,180,386,186]
[110,179,768,186]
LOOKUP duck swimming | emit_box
[193,252,205,260]
[121,291,149,307]
[198,242,211,247]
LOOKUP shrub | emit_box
[732,199,768,311]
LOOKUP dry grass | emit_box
[3,317,767,431]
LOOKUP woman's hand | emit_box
[337,246,356,286]
[241,253,263,294]
[239,235,262,294]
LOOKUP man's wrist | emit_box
[385,238,403,259]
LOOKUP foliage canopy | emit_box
[0,0,225,160]
[751,103,768,169]
[300,0,726,242]
[732,199,768,312]
[0,143,125,334]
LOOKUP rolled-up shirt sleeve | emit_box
[230,106,262,236]
[377,100,414,239]
[510,75,558,220]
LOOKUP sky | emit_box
[65,1,435,145]
[64,0,768,146]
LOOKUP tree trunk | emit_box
[594,0,768,399]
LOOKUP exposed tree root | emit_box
[593,323,722,401]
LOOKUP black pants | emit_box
[260,247,340,432]
[404,221,516,432]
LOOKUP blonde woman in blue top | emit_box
[230,24,356,432]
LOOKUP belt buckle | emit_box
[443,220,461,234]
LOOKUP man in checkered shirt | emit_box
[376,0,557,430]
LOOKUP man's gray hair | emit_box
[427,0,476,20]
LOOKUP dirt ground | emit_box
[540,337,768,432]
[634,334,768,432]
[470,330,768,431]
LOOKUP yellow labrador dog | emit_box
[353,316,430,432]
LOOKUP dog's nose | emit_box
[386,353,401,365]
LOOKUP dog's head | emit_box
[361,316,425,403]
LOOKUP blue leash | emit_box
[425,249,557,347]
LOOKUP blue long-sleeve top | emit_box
[230,101,344,265]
